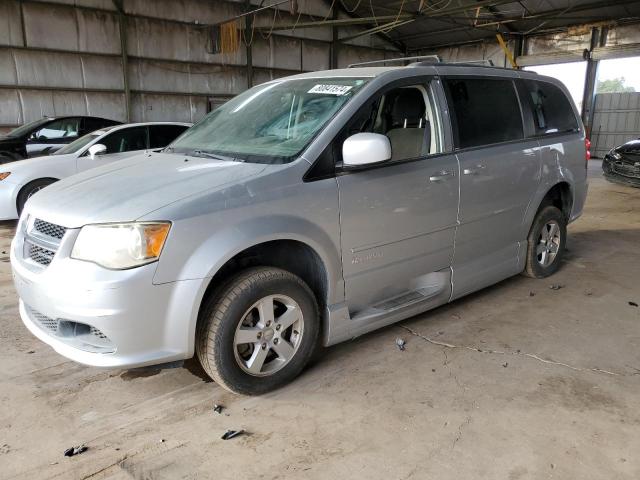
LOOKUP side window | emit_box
[32,118,80,141]
[444,78,523,149]
[149,125,189,148]
[344,83,442,162]
[520,80,579,136]
[100,127,148,154]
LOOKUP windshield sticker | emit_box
[308,85,353,96]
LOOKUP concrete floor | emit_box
[1,161,639,480]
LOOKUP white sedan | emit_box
[0,122,190,219]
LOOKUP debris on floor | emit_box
[63,445,88,457]
[629,301,638,307]
[221,430,245,440]
[395,338,406,351]
[213,404,224,414]
[549,284,564,290]
[529,291,536,297]
[503,363,509,368]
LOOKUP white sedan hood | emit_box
[4,153,78,184]
[24,152,267,228]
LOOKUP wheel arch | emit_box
[192,238,332,354]
[16,177,60,212]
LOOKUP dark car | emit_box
[602,138,640,187]
[0,116,121,164]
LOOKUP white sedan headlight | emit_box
[71,222,171,269]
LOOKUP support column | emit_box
[245,0,253,88]
[330,7,339,69]
[581,27,605,134]
[113,0,131,122]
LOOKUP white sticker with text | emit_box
[308,84,353,95]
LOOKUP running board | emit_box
[323,270,452,346]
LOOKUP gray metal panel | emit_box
[131,93,206,123]
[84,92,126,121]
[22,2,80,51]
[0,90,22,125]
[13,49,83,88]
[75,8,120,54]
[591,92,640,157]
[0,0,24,47]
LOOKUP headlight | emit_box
[0,172,11,180]
[71,222,171,269]
[610,151,622,160]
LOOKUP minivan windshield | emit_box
[168,77,369,163]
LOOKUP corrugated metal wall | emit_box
[591,92,640,157]
[0,0,398,133]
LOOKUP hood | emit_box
[2,153,77,181]
[616,139,640,154]
[24,152,267,228]
[0,135,20,144]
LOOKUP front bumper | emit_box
[602,156,640,187]
[11,223,204,368]
[0,181,20,220]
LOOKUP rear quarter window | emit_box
[444,78,524,149]
[519,79,579,136]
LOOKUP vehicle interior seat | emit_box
[385,89,430,161]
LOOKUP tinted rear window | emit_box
[520,80,578,136]
[444,78,524,149]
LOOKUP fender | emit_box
[519,142,576,241]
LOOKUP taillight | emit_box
[585,138,591,161]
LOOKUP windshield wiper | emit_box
[191,150,240,162]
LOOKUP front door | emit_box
[337,80,459,315]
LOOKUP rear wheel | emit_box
[17,179,56,216]
[523,205,567,278]
[196,267,320,395]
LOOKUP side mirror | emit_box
[88,144,107,160]
[342,133,391,168]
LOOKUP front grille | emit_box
[25,305,115,353]
[33,219,66,240]
[23,218,66,268]
[27,243,55,266]
[29,307,59,333]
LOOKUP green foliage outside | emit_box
[596,77,636,93]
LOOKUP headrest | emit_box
[390,89,426,123]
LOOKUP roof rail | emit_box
[348,55,442,68]
[452,59,495,66]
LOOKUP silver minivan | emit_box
[11,62,589,395]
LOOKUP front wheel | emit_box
[523,205,567,278]
[196,267,320,395]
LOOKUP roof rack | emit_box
[347,55,442,68]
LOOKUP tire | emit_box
[196,267,320,395]
[523,205,567,278]
[17,179,56,216]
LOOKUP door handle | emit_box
[429,170,455,182]
[463,164,486,175]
